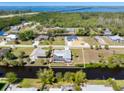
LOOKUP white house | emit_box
[6,34,18,41]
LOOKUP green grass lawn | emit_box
[18,79,42,88]
[40,37,65,45]
[7,40,32,45]
[12,47,34,56]
[88,80,124,88]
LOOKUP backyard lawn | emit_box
[18,79,41,88]
[88,80,124,88]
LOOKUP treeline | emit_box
[1,12,124,35]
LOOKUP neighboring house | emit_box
[10,26,20,32]
[0,30,8,36]
[66,35,78,41]
[0,48,10,58]
[34,35,49,41]
[81,85,114,91]
[6,34,18,41]
[65,35,78,46]
[104,28,112,36]
[52,47,71,63]
[108,35,124,42]
[94,36,107,45]
[30,48,47,61]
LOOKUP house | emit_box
[94,36,107,45]
[34,35,49,41]
[104,28,112,36]
[66,35,78,41]
[65,35,78,46]
[10,26,20,32]
[0,48,10,58]
[6,34,18,41]
[30,48,47,61]
[81,85,114,91]
[108,35,124,42]
[52,47,71,63]
[0,30,7,36]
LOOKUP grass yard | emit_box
[50,62,67,66]
[7,40,32,45]
[83,36,98,45]
[102,36,124,45]
[12,47,34,56]
[88,80,124,88]
[84,48,124,63]
[40,37,65,45]
[18,79,41,88]
[71,49,84,65]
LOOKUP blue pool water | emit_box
[0,6,124,12]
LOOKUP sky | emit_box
[0,2,124,6]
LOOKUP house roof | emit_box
[67,36,78,41]
[108,35,124,41]
[53,49,71,61]
[0,30,5,36]
[82,85,113,91]
[104,28,112,35]
[6,34,17,39]
[35,35,49,41]
[30,48,46,57]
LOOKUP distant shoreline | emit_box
[0,6,124,12]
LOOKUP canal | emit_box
[0,66,124,80]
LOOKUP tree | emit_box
[74,71,86,85]
[90,45,94,49]
[64,72,75,83]
[19,30,34,41]
[74,84,82,91]
[105,45,109,50]
[5,72,17,84]
[37,69,55,84]
[5,52,16,60]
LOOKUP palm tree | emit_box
[37,69,55,84]
[5,72,17,84]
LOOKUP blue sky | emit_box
[0,2,124,6]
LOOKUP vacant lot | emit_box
[71,49,84,65]
[40,37,65,45]
[84,48,124,63]
[83,36,98,45]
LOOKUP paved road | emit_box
[1,44,124,49]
